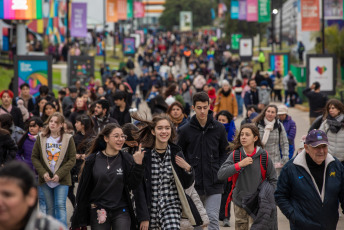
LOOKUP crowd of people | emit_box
[1,31,344,230]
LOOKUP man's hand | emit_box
[238,157,253,168]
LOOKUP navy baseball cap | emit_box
[305,130,329,147]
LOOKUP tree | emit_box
[159,0,213,30]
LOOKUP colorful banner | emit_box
[117,0,127,20]
[123,37,136,56]
[231,34,242,50]
[301,0,320,31]
[211,8,216,20]
[133,2,144,18]
[269,53,289,77]
[127,0,133,18]
[258,0,270,22]
[2,27,9,51]
[14,56,53,98]
[238,0,247,20]
[2,0,42,19]
[246,0,258,21]
[231,0,239,19]
[180,11,193,31]
[107,0,118,22]
[218,3,227,18]
[71,3,87,38]
[324,0,343,20]
[68,56,94,86]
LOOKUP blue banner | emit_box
[231,0,239,19]
[211,8,216,20]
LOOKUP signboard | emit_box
[258,0,270,22]
[14,56,52,97]
[68,56,95,86]
[130,33,141,48]
[123,37,136,56]
[180,11,193,31]
[127,0,133,18]
[231,0,239,19]
[133,2,144,18]
[269,53,290,77]
[71,3,87,38]
[117,0,127,20]
[231,34,242,51]
[1,0,42,20]
[246,0,258,22]
[301,0,320,31]
[239,38,253,61]
[107,0,118,22]
[324,0,343,20]
[306,54,336,95]
[238,0,247,20]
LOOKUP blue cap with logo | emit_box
[305,130,329,147]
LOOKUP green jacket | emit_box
[31,133,76,186]
[258,52,265,63]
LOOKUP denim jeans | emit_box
[195,194,222,230]
[40,183,69,226]
[38,185,47,214]
[235,94,243,117]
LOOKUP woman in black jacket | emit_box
[71,123,145,230]
[132,113,198,229]
[0,127,17,166]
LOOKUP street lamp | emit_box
[272,9,279,14]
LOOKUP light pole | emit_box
[321,0,325,54]
[271,8,279,53]
[103,0,107,67]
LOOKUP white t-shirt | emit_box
[46,136,62,188]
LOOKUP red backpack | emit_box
[224,149,268,217]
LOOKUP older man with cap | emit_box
[278,104,297,159]
[275,129,344,230]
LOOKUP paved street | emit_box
[66,101,344,229]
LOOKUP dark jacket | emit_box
[71,150,145,229]
[92,115,119,134]
[0,132,17,165]
[178,111,229,195]
[110,105,131,126]
[275,150,344,230]
[244,90,259,108]
[302,88,328,118]
[69,110,86,128]
[281,115,297,146]
[0,105,24,129]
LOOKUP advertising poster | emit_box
[14,56,52,97]
[231,0,239,19]
[231,34,242,51]
[117,0,127,20]
[324,0,343,20]
[134,2,145,18]
[238,0,247,20]
[269,53,289,77]
[130,33,141,48]
[71,3,87,38]
[123,37,136,56]
[307,54,336,95]
[107,0,118,22]
[180,11,193,32]
[239,38,253,61]
[258,0,271,22]
[246,0,258,21]
[68,56,95,86]
[1,0,42,20]
[301,0,320,31]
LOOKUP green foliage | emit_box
[159,0,213,30]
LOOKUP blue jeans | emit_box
[289,144,295,159]
[236,94,243,117]
[38,185,47,214]
[40,183,69,226]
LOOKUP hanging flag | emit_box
[258,0,270,22]
[134,2,145,18]
[218,3,228,18]
[246,0,258,21]
[71,2,87,37]
[2,0,42,19]
[127,0,133,18]
[301,0,320,31]
[238,0,247,20]
[231,1,239,19]
[107,0,118,22]
[117,0,127,20]
[211,8,216,20]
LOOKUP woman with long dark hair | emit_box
[31,112,76,226]
[167,101,188,131]
[131,113,200,229]
[71,123,145,230]
[41,102,57,123]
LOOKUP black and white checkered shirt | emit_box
[149,145,182,229]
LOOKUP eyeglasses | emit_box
[110,135,128,140]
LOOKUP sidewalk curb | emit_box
[295,104,309,112]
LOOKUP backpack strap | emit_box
[259,151,268,181]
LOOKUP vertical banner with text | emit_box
[71,3,87,38]
[301,0,320,31]
[127,0,133,18]
[134,2,145,18]
[107,0,118,22]
[246,0,258,21]
[238,0,247,20]
[258,0,270,22]
[117,0,127,20]
[231,1,239,19]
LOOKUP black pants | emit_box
[68,176,76,208]
[219,180,232,220]
[90,208,131,230]
[274,89,282,102]
[260,62,264,71]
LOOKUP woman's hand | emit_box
[51,174,59,182]
[133,144,145,165]
[43,172,52,182]
[238,157,253,168]
[140,220,149,230]
[175,156,191,172]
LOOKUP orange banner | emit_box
[107,0,118,22]
[117,0,127,20]
[301,0,320,31]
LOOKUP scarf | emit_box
[262,118,276,146]
[170,113,185,126]
[326,113,344,133]
[222,89,231,97]
[28,133,38,141]
[223,121,236,142]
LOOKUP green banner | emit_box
[258,0,271,22]
[127,0,133,19]
[231,34,242,50]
